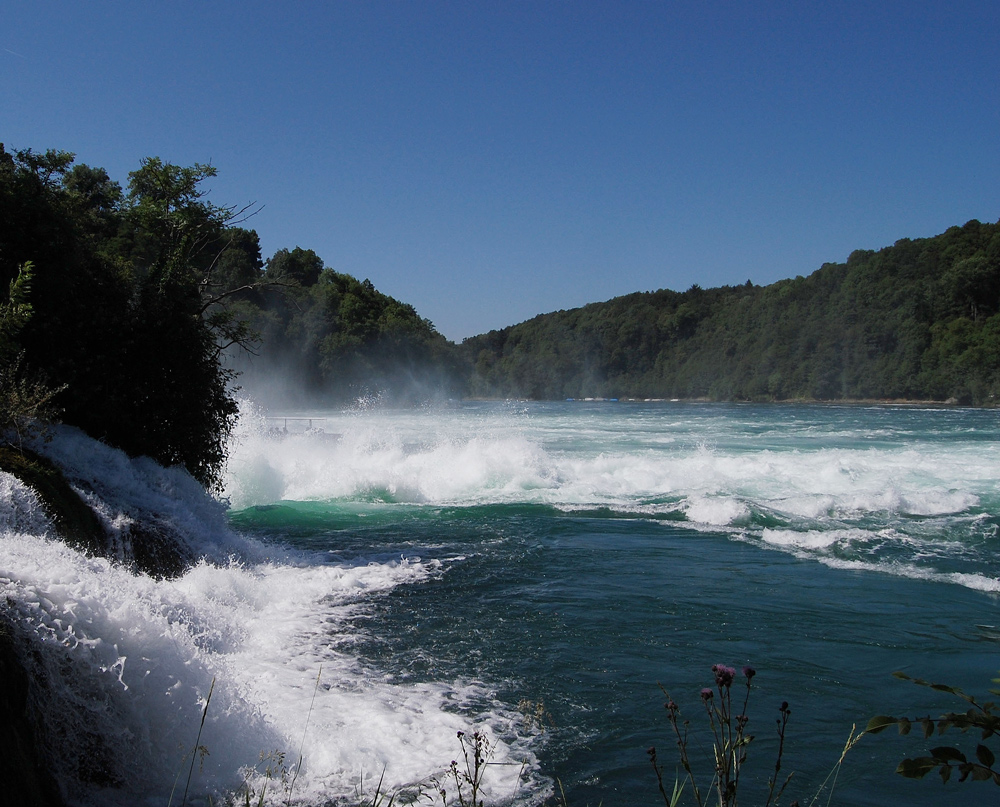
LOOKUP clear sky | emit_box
[3,1,998,340]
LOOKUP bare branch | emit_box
[198,278,297,315]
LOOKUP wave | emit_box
[222,403,1000,593]
[225,405,996,513]
[1,427,539,805]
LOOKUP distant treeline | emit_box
[462,219,1000,405]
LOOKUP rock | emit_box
[0,445,105,556]
[0,443,196,579]
[0,618,65,807]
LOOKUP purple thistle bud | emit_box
[701,687,714,700]
[713,664,736,688]
[742,665,756,680]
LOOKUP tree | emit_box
[0,146,256,487]
[265,246,324,287]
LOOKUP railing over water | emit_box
[264,416,329,434]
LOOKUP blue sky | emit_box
[3,1,998,340]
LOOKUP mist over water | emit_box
[2,402,998,805]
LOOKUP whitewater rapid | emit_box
[0,425,536,806]
[224,401,1000,594]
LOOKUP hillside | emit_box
[462,219,1000,404]
[228,251,464,407]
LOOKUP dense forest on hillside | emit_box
[463,219,1000,405]
[226,246,463,405]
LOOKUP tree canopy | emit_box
[4,140,999,495]
[462,220,1000,405]
[0,145,248,486]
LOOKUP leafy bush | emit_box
[867,671,1000,785]
[0,146,246,488]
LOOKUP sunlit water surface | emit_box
[224,401,1000,806]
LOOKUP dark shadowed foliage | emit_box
[0,145,245,487]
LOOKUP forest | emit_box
[3,144,999,497]
[463,219,1000,405]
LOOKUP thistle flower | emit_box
[712,664,736,688]
[701,687,714,700]
[742,665,756,680]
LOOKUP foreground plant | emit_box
[650,664,794,807]
[866,671,1000,785]
[432,730,493,807]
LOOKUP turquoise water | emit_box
[223,401,1000,805]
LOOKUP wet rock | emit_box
[0,618,65,807]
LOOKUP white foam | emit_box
[220,404,1000,598]
[31,424,258,563]
[684,496,750,526]
[223,408,999,530]
[761,528,844,551]
[813,555,1000,593]
[0,471,54,535]
[1,426,539,806]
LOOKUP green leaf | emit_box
[897,717,911,735]
[897,757,937,779]
[930,683,968,698]
[866,715,899,734]
[931,746,967,763]
[971,764,993,781]
[922,718,935,738]
[940,764,952,784]
[976,744,996,767]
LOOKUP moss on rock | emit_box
[0,444,105,556]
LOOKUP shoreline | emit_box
[461,396,988,407]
